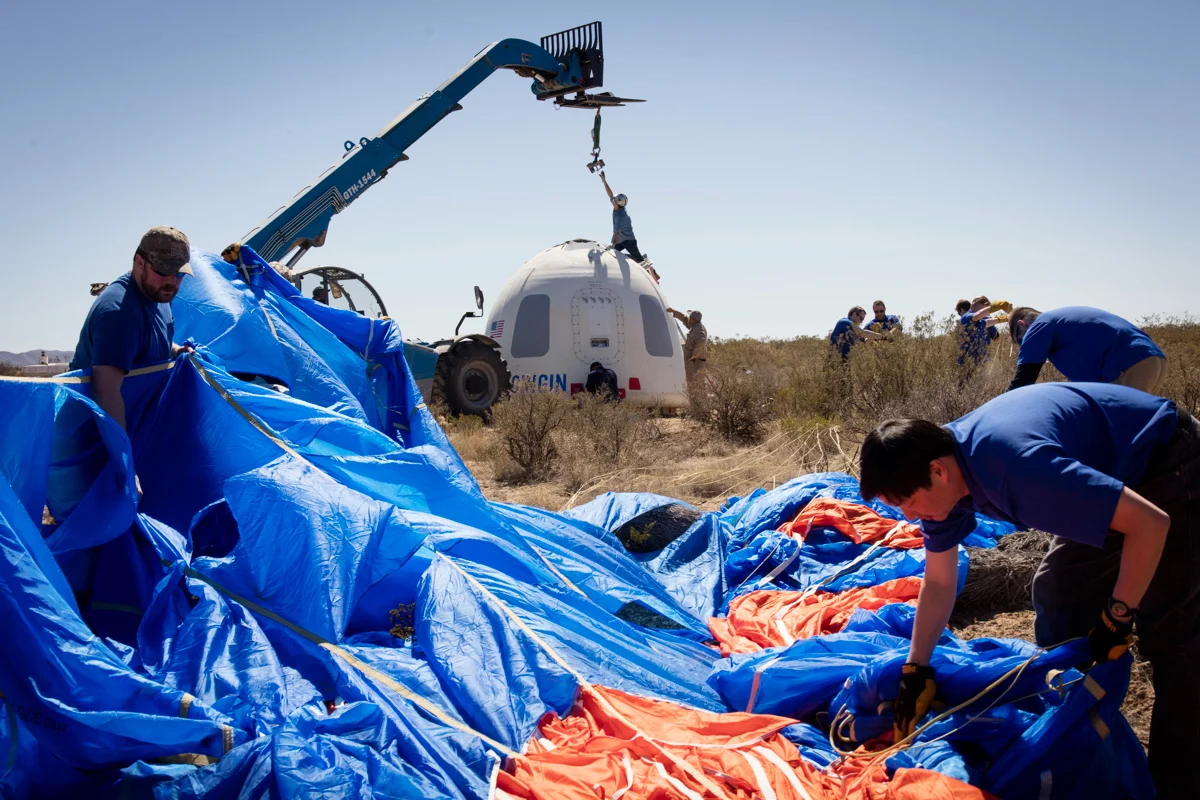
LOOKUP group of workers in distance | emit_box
[847,303,1189,796]
[66,224,1196,796]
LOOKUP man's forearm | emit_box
[1110,487,1170,609]
[91,366,128,431]
[1007,361,1043,392]
[908,574,957,665]
[94,385,127,430]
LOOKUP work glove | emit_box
[992,313,1010,324]
[988,300,1013,314]
[893,662,936,741]
[1085,605,1134,667]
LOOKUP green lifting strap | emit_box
[591,108,602,154]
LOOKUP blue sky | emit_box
[2,1,1196,351]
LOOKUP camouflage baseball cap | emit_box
[137,226,193,276]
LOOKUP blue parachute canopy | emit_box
[0,246,1149,798]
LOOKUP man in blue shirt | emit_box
[1007,305,1167,394]
[830,306,888,361]
[864,300,902,335]
[71,226,193,431]
[858,383,1200,794]
[956,296,1008,366]
[599,171,658,281]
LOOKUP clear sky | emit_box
[2,1,1197,351]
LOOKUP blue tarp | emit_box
[0,246,1150,798]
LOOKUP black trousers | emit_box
[613,239,645,262]
[1032,410,1200,797]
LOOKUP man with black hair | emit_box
[1006,306,1166,394]
[865,300,901,335]
[858,383,1200,795]
[585,361,619,400]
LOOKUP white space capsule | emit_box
[485,240,687,408]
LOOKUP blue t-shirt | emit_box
[830,318,857,359]
[864,314,900,333]
[921,382,1178,553]
[1018,306,1164,383]
[612,207,635,243]
[958,312,997,363]
[70,273,174,372]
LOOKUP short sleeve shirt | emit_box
[864,314,900,333]
[612,207,635,243]
[830,318,857,359]
[70,273,174,372]
[1017,306,1165,383]
[958,313,994,362]
[920,383,1178,553]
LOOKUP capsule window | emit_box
[639,295,674,358]
[511,294,551,358]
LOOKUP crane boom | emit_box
[240,22,640,265]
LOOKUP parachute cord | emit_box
[826,635,1088,768]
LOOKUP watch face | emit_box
[1110,600,1130,618]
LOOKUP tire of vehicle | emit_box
[433,341,511,417]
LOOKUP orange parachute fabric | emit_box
[709,577,923,655]
[498,685,994,800]
[780,498,923,550]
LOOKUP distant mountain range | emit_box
[0,349,73,366]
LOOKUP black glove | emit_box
[1086,603,1134,667]
[893,662,936,741]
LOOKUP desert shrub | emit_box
[0,362,21,377]
[488,385,571,483]
[687,364,777,443]
[388,602,416,641]
[557,393,655,491]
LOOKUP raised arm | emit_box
[600,171,616,203]
[666,307,690,327]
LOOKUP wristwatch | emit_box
[1107,597,1135,620]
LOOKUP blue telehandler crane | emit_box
[232,21,641,416]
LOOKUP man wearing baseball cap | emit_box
[70,226,193,431]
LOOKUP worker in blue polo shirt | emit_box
[858,383,1200,795]
[956,296,1008,366]
[71,226,193,431]
[864,299,902,335]
[830,306,888,361]
[1007,305,1167,394]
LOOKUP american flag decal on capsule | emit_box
[488,319,505,338]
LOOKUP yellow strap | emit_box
[189,356,303,460]
[180,692,194,719]
[1083,675,1106,701]
[1090,709,1111,740]
[0,359,176,384]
